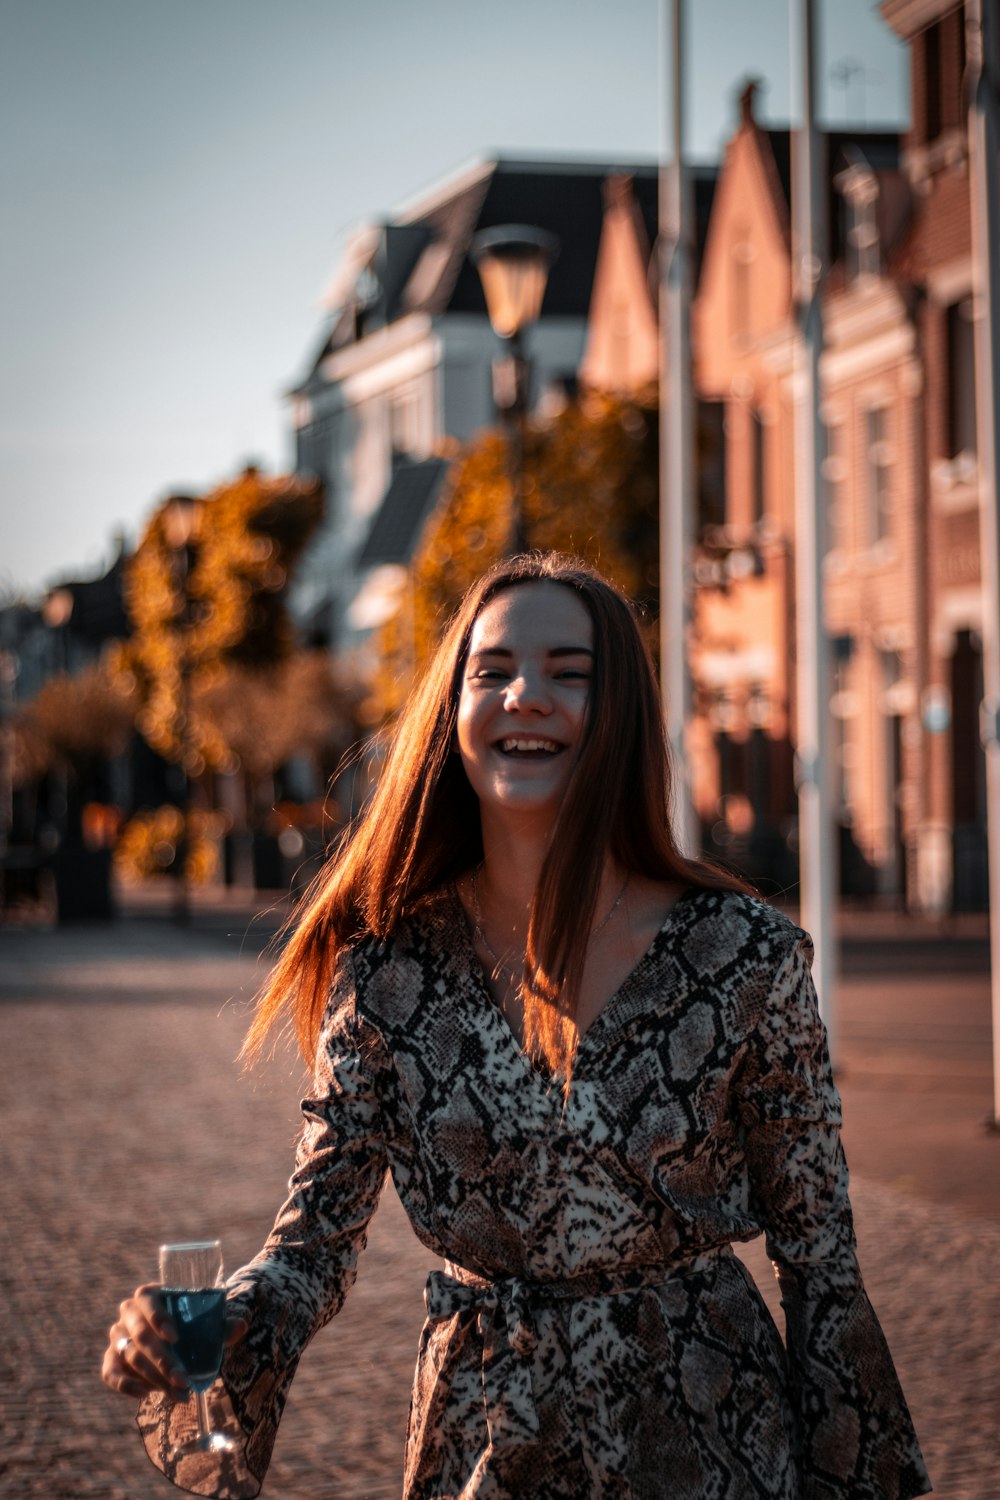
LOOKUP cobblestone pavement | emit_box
[1,915,997,1499]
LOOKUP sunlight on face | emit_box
[456,583,594,830]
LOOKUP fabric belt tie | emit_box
[423,1246,732,1448]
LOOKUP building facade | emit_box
[686,3,988,912]
[288,157,660,650]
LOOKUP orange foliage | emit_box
[368,391,660,720]
[114,805,228,884]
[112,466,323,766]
[10,661,137,785]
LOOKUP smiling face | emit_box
[456,582,595,834]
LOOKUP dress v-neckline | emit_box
[449,883,698,1080]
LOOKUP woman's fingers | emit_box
[101,1323,178,1399]
[101,1286,189,1399]
[129,1283,178,1343]
[102,1341,183,1401]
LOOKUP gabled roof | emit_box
[710,82,906,278]
[302,156,718,383]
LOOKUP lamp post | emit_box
[40,587,76,886]
[471,224,559,555]
[0,647,17,868]
[162,493,203,924]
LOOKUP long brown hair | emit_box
[242,552,750,1074]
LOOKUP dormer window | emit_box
[353,263,382,341]
[838,163,880,281]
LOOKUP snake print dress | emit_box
[137,885,930,1499]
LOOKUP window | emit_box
[352,263,381,341]
[947,298,977,458]
[731,238,753,346]
[834,157,880,282]
[923,20,942,144]
[865,406,892,545]
[830,635,856,813]
[696,400,727,532]
[390,389,421,457]
[832,635,855,700]
[846,176,879,280]
[750,409,765,526]
[821,418,848,551]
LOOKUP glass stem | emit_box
[195,1388,212,1439]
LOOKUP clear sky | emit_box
[0,0,907,599]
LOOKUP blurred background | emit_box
[3,0,952,923]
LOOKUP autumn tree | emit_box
[368,389,660,719]
[11,661,136,789]
[111,464,325,773]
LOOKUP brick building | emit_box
[683,2,989,913]
[881,0,988,910]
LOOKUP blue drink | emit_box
[162,1287,226,1391]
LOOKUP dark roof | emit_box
[752,128,903,264]
[306,157,720,379]
[53,553,130,643]
[356,458,449,567]
[438,160,661,322]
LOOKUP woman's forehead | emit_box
[468,582,593,650]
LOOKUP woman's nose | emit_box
[503,671,552,713]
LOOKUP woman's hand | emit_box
[101,1284,249,1401]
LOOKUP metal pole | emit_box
[174,544,192,926]
[659,0,698,857]
[966,0,1000,1126]
[508,330,529,555]
[791,0,837,1055]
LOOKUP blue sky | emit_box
[0,0,907,598]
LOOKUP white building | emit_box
[287,155,660,648]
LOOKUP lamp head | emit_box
[471,224,559,340]
[162,493,203,550]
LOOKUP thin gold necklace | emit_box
[469,866,629,984]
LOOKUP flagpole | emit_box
[791,0,837,1055]
[660,0,697,857]
[966,0,1000,1126]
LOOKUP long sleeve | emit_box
[733,935,931,1500]
[136,947,390,1499]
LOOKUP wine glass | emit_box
[158,1240,234,1456]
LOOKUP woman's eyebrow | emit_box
[468,645,594,660]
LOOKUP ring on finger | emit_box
[115,1335,133,1356]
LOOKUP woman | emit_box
[103,553,930,1499]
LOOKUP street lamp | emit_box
[163,492,203,922]
[42,588,75,674]
[471,224,559,554]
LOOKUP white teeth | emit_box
[499,738,559,753]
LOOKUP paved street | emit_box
[1,898,997,1499]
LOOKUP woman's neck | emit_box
[474,810,624,952]
[476,814,549,930]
